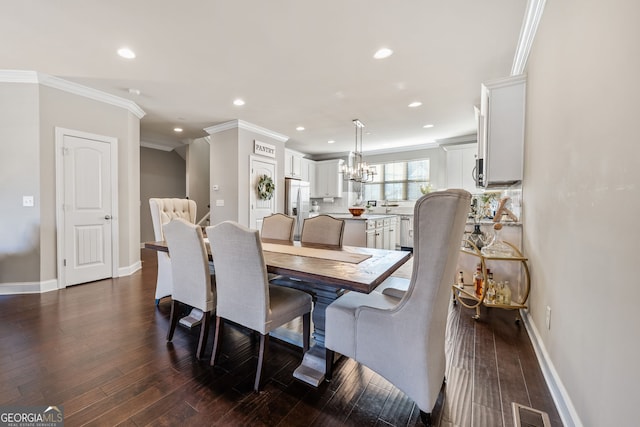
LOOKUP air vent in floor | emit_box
[512,402,551,427]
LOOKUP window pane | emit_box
[384,183,403,201]
[384,163,405,181]
[369,164,382,183]
[408,160,429,181]
[364,183,382,201]
[407,182,426,200]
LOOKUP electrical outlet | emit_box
[23,196,34,207]
[545,306,552,330]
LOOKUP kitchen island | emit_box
[325,213,398,249]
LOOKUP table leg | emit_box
[268,277,344,386]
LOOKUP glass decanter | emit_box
[481,223,514,257]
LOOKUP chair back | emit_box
[356,190,471,409]
[149,198,197,241]
[261,213,295,242]
[206,221,270,332]
[300,215,345,246]
[163,218,214,311]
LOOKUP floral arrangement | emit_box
[256,175,275,200]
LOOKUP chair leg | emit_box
[254,333,269,392]
[302,312,311,353]
[167,300,180,341]
[419,410,432,426]
[210,316,224,366]
[325,349,334,381]
[196,311,211,359]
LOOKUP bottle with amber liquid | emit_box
[472,264,483,297]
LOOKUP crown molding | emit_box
[140,141,175,152]
[511,0,547,75]
[204,119,289,142]
[0,70,146,119]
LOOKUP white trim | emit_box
[511,0,547,75]
[0,279,59,295]
[521,309,583,427]
[0,70,146,119]
[204,119,289,142]
[118,260,142,277]
[55,127,120,289]
[140,141,175,151]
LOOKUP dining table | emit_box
[144,237,411,387]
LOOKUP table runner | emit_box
[261,242,371,264]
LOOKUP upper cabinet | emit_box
[445,143,478,193]
[312,159,344,198]
[476,74,526,188]
[285,149,303,178]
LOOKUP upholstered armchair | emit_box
[325,190,471,425]
[207,221,312,392]
[261,213,296,242]
[300,215,345,246]
[163,218,216,359]
[149,198,197,304]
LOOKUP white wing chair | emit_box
[207,221,312,392]
[149,198,197,304]
[163,218,216,359]
[324,189,471,425]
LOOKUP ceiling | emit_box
[1,0,526,155]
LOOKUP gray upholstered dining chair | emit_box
[149,198,197,304]
[206,221,313,392]
[261,213,295,242]
[300,214,345,246]
[324,189,471,425]
[163,218,216,359]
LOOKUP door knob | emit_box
[104,215,112,220]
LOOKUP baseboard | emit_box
[118,260,142,277]
[0,279,59,295]
[521,309,583,427]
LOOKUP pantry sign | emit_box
[254,140,276,158]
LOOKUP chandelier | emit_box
[342,119,377,183]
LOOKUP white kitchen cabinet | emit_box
[445,143,477,193]
[386,217,397,250]
[477,74,526,187]
[301,158,316,184]
[285,149,303,178]
[312,159,344,198]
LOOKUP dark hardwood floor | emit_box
[0,249,562,426]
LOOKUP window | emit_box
[363,159,430,201]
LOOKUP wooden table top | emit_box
[144,239,411,294]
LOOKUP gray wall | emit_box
[186,137,211,223]
[0,83,40,282]
[0,80,140,285]
[524,1,639,425]
[140,147,187,243]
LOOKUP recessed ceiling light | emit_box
[128,88,141,96]
[328,140,335,144]
[174,127,183,133]
[423,124,434,128]
[408,101,422,108]
[374,48,393,59]
[117,47,136,59]
[233,98,245,106]
[296,126,305,131]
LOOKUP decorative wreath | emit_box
[256,174,275,200]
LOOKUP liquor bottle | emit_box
[457,271,465,288]
[486,271,496,303]
[503,281,512,305]
[472,264,483,297]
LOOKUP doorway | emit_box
[55,128,119,287]
[249,155,277,230]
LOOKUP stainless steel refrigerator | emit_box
[284,178,311,241]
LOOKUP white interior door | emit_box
[60,132,114,286]
[249,156,276,230]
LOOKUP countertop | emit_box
[323,213,397,221]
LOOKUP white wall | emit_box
[524,1,639,425]
[186,137,211,223]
